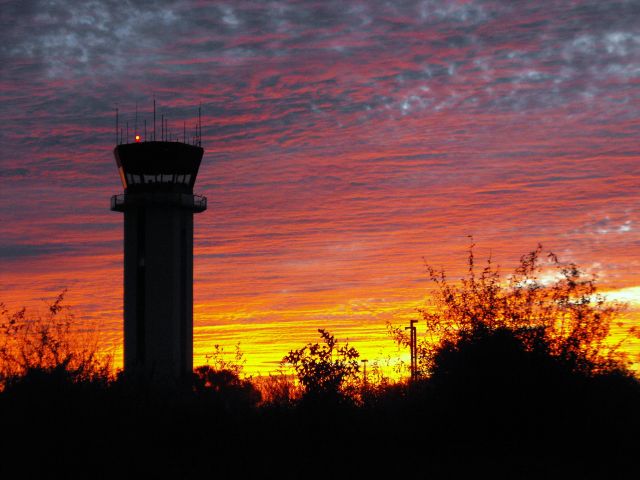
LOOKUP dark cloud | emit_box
[0,168,30,177]
[0,243,73,259]
[0,237,119,260]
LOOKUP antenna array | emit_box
[114,101,204,147]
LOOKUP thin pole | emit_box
[362,359,368,388]
[126,121,129,144]
[144,119,147,142]
[412,320,417,379]
[183,121,186,144]
[198,103,202,146]
[153,98,156,141]
[406,320,418,381]
[411,327,415,378]
[115,107,119,145]
[161,114,164,141]
[135,102,138,136]
[413,325,416,379]
[412,327,416,378]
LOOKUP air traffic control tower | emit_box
[111,134,206,384]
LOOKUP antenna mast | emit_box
[198,103,202,146]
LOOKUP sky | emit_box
[1,0,639,374]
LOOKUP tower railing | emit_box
[111,193,207,212]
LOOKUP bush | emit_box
[192,342,260,408]
[0,291,111,390]
[389,244,636,378]
[283,329,360,403]
[193,365,261,409]
[253,371,299,407]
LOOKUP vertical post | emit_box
[153,98,156,141]
[361,359,368,388]
[198,103,202,146]
[413,321,418,379]
[411,324,415,379]
[411,327,415,378]
[144,119,147,142]
[412,320,418,380]
[405,320,418,381]
[115,107,119,145]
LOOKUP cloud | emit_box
[572,216,635,237]
[0,168,30,178]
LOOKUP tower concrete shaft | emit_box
[111,141,206,384]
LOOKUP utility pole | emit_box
[361,359,368,388]
[405,320,418,381]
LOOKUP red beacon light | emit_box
[135,135,141,143]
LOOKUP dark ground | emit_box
[1,365,638,480]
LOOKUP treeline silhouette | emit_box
[1,247,638,478]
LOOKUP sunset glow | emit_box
[1,0,639,375]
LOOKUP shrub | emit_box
[283,329,360,403]
[0,291,111,390]
[389,244,636,378]
[193,365,261,409]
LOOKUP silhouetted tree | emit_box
[193,365,261,409]
[203,342,246,376]
[282,329,360,403]
[385,245,640,472]
[0,291,111,391]
[253,370,300,407]
[193,342,260,408]
[389,244,636,378]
